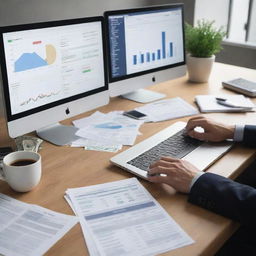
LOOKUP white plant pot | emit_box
[186,54,215,83]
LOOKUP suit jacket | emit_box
[188,125,256,227]
[242,125,256,147]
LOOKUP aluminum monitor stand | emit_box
[121,89,165,103]
[37,123,80,146]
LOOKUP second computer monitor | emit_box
[105,4,186,103]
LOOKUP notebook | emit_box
[195,95,255,113]
[110,121,233,180]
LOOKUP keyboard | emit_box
[127,129,203,171]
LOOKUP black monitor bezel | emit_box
[104,4,186,83]
[0,16,108,122]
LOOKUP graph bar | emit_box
[140,53,144,63]
[152,53,155,61]
[169,42,173,57]
[131,31,173,65]
[133,55,137,65]
[157,49,161,60]
[146,52,150,62]
[162,31,166,59]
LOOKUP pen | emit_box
[215,97,227,102]
[215,97,251,109]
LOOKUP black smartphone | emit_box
[123,110,147,120]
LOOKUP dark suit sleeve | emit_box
[242,125,256,147]
[188,173,256,227]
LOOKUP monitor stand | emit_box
[121,89,165,103]
[37,123,80,146]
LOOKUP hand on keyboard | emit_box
[127,129,202,172]
[147,156,201,194]
[186,116,235,142]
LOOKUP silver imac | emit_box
[104,4,186,103]
[0,17,109,146]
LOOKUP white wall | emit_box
[194,0,229,29]
[0,0,148,26]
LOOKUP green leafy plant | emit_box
[185,20,226,58]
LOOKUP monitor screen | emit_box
[105,4,186,101]
[0,17,109,145]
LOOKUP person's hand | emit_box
[186,116,235,142]
[147,157,201,193]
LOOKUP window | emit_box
[228,0,255,44]
[195,0,256,46]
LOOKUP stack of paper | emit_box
[0,193,78,256]
[65,178,194,256]
[71,111,144,152]
[135,97,199,122]
[195,94,255,113]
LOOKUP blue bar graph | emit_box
[157,49,161,60]
[146,52,150,62]
[152,53,155,61]
[133,55,137,65]
[162,32,166,59]
[132,31,173,65]
[140,53,144,63]
[169,42,173,57]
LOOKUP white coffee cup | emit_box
[2,151,41,192]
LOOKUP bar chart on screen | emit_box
[125,8,184,74]
[132,31,174,66]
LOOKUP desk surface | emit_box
[1,63,256,256]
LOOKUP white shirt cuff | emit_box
[189,172,205,192]
[233,124,245,142]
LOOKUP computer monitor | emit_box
[0,17,109,146]
[105,4,186,103]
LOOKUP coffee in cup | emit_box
[2,151,41,192]
[10,159,37,166]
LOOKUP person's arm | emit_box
[185,116,235,142]
[148,156,256,228]
[148,117,256,226]
[186,116,256,147]
[242,125,256,147]
[189,172,256,227]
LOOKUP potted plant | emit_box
[185,20,226,83]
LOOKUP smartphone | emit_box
[222,78,256,97]
[123,110,147,120]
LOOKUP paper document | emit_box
[135,97,198,122]
[73,111,106,129]
[66,178,194,256]
[195,94,255,113]
[0,193,78,256]
[74,111,144,146]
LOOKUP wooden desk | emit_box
[1,63,256,256]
